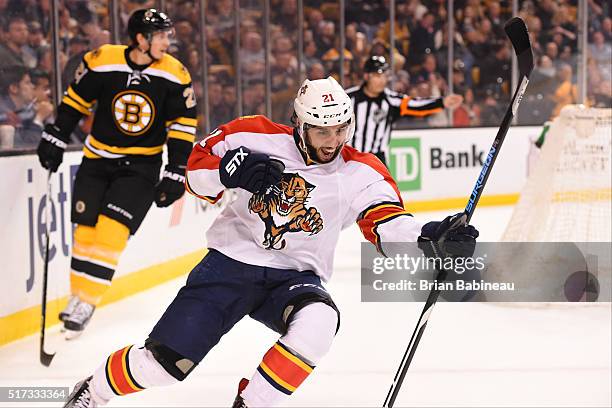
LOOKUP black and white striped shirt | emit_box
[346,85,444,155]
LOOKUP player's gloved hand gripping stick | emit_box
[383,16,534,407]
[219,146,285,194]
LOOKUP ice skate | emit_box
[59,295,81,322]
[64,301,95,339]
[63,376,97,408]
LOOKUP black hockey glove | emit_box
[37,124,67,173]
[418,213,479,259]
[154,165,186,207]
[219,146,285,194]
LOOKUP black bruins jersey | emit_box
[58,44,197,162]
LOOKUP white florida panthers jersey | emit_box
[185,115,422,282]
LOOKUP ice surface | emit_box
[1,206,610,407]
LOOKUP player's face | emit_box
[305,122,351,163]
[365,72,389,94]
[148,29,173,59]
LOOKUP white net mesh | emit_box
[502,105,612,242]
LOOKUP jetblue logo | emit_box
[466,146,496,213]
[225,148,248,176]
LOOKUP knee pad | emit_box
[281,302,339,365]
[282,291,341,335]
[145,338,197,381]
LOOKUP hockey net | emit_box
[502,105,611,242]
[494,106,611,308]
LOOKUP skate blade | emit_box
[64,329,84,340]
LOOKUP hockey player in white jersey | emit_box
[63,77,478,407]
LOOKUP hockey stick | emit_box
[40,170,56,366]
[383,17,533,407]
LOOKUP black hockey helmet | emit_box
[363,55,389,74]
[127,9,173,43]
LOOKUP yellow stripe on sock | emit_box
[259,362,297,392]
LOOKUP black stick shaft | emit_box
[384,269,447,407]
[40,171,55,366]
[464,75,529,223]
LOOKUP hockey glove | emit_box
[418,213,479,259]
[219,146,285,194]
[154,165,186,207]
[37,124,67,173]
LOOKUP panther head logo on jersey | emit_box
[248,172,323,250]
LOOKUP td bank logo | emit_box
[389,137,421,191]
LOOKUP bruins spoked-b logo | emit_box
[248,172,323,250]
[112,90,155,136]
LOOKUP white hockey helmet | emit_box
[293,76,354,138]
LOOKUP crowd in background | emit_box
[0,0,610,150]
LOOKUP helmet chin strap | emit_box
[138,33,158,62]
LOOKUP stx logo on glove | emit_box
[224,147,249,176]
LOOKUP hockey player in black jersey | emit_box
[36,8,198,336]
[346,55,463,165]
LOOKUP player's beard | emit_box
[305,137,343,164]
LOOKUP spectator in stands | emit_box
[477,42,511,95]
[466,18,496,60]
[592,80,611,108]
[486,1,505,37]
[589,31,611,81]
[23,22,46,69]
[454,88,480,127]
[409,12,436,67]
[479,86,504,126]
[377,2,412,58]
[209,80,227,129]
[345,23,367,64]
[412,54,439,85]
[601,17,612,42]
[0,65,53,148]
[173,18,195,61]
[303,40,320,72]
[536,0,557,34]
[242,79,265,116]
[240,31,265,84]
[222,83,237,119]
[272,0,297,33]
[0,16,29,69]
[315,20,336,59]
[308,62,326,80]
[63,30,109,91]
[552,63,577,117]
[206,25,232,66]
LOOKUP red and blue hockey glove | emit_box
[418,213,479,259]
[37,124,67,173]
[219,146,285,194]
[154,165,186,207]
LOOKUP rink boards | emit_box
[0,126,537,345]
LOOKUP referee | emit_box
[346,55,462,165]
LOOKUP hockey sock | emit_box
[241,303,338,407]
[90,345,178,403]
[70,215,129,305]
